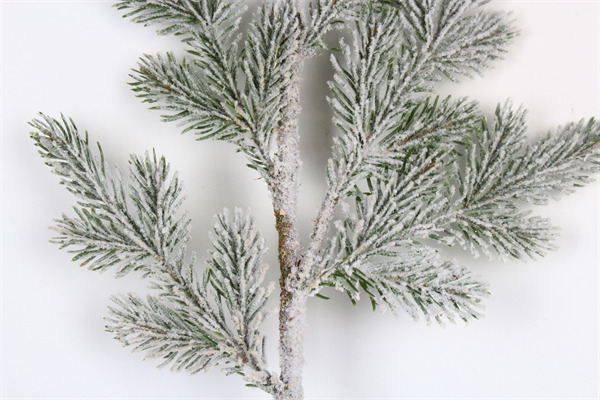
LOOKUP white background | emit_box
[1,0,599,399]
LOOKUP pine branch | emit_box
[303,148,448,294]
[30,115,188,275]
[302,1,511,280]
[131,51,277,177]
[323,251,489,324]
[30,1,600,397]
[116,0,245,105]
[31,115,155,275]
[241,0,302,176]
[462,112,600,208]
[437,102,600,259]
[460,101,528,209]
[447,208,557,259]
[131,53,242,140]
[326,1,514,191]
[301,5,411,280]
[106,293,226,373]
[327,4,407,188]
[429,2,516,80]
[206,208,275,379]
[30,115,220,325]
[114,0,245,49]
[369,102,599,261]
[384,0,517,80]
[304,143,450,287]
[369,95,480,167]
[119,0,276,177]
[30,115,279,392]
[122,0,312,180]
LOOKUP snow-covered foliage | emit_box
[30,0,599,399]
[31,115,279,393]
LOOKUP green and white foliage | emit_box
[30,115,279,392]
[120,0,356,179]
[31,0,600,398]
[206,208,275,376]
[323,249,489,324]
[316,1,599,320]
[304,0,359,52]
[383,0,516,80]
[325,0,513,194]
[446,102,599,259]
[30,114,189,277]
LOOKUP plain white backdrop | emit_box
[1,0,599,399]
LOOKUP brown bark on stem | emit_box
[269,50,305,399]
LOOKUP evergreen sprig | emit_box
[30,114,279,392]
[131,52,240,140]
[106,293,225,373]
[30,114,183,276]
[460,104,600,209]
[324,251,489,324]
[316,4,598,313]
[31,0,599,398]
[117,0,245,108]
[383,0,516,80]
[206,208,275,377]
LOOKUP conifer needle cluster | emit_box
[31,0,599,398]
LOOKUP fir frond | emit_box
[31,115,151,275]
[326,5,410,190]
[460,101,528,209]
[31,115,279,388]
[241,0,302,168]
[117,0,245,100]
[327,149,448,270]
[448,208,557,259]
[114,0,245,45]
[119,0,281,177]
[30,115,224,340]
[206,208,274,373]
[106,293,226,373]
[30,115,189,275]
[30,114,220,340]
[425,102,600,259]
[129,150,190,259]
[463,115,600,208]
[130,52,241,140]
[384,0,517,80]
[325,3,487,192]
[370,95,480,167]
[324,252,489,324]
[430,4,517,80]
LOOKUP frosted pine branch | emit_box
[117,0,245,107]
[206,208,275,375]
[106,293,226,373]
[323,250,489,324]
[460,104,600,208]
[303,1,515,281]
[30,0,600,398]
[115,0,245,49]
[131,53,242,139]
[384,0,516,80]
[30,114,280,393]
[242,0,302,177]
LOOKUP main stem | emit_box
[269,52,306,400]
